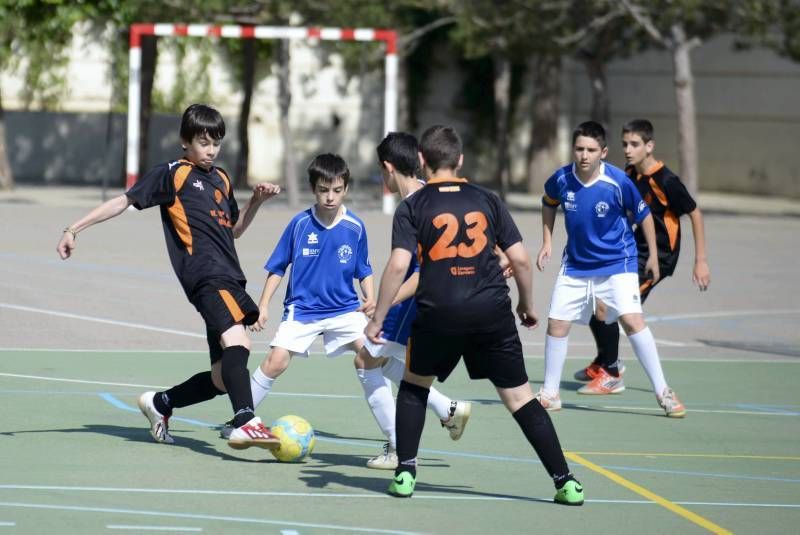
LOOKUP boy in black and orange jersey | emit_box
[365,125,583,505]
[56,104,283,452]
[575,119,710,396]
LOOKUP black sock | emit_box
[220,345,255,428]
[513,399,572,487]
[394,380,429,478]
[157,371,226,416]
[589,314,620,377]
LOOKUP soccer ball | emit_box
[269,415,316,462]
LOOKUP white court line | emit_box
[0,486,797,509]
[0,373,362,399]
[0,303,205,339]
[107,526,201,532]
[0,521,15,526]
[0,502,423,535]
[1,372,797,414]
[647,309,800,322]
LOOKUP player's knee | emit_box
[619,313,645,335]
[263,348,291,376]
[547,318,570,337]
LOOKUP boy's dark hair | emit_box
[572,121,607,149]
[622,119,655,143]
[420,125,462,172]
[308,153,350,189]
[376,132,420,177]
[180,104,225,142]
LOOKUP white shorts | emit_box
[548,272,642,325]
[270,311,368,358]
[362,339,407,360]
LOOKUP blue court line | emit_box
[99,393,800,485]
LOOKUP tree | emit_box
[620,0,733,195]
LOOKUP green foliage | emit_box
[150,37,215,113]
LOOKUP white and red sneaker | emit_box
[227,416,281,450]
[137,391,174,444]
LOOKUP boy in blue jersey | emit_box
[357,132,472,470]
[219,153,375,437]
[536,121,685,417]
[57,104,283,450]
[573,119,710,396]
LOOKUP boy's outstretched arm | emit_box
[536,204,557,271]
[639,214,661,284]
[57,194,134,260]
[365,248,412,343]
[687,207,710,291]
[392,272,419,305]
[251,272,283,332]
[505,241,538,329]
[233,182,281,239]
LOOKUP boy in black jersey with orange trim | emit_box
[575,119,710,399]
[365,125,583,505]
[56,104,283,451]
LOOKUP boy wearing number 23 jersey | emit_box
[366,125,583,505]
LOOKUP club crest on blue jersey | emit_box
[307,232,318,244]
[595,201,610,217]
[638,200,647,214]
[337,244,353,264]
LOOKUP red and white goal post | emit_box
[126,23,399,213]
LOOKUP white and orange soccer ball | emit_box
[269,415,316,462]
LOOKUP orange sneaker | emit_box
[577,368,625,395]
[657,387,686,418]
[574,361,626,381]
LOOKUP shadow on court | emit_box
[297,466,553,504]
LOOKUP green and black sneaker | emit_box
[554,480,584,506]
[388,471,416,498]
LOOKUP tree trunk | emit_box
[492,51,511,200]
[527,55,562,194]
[278,39,299,208]
[138,35,157,174]
[0,88,14,190]
[581,53,610,126]
[671,25,699,196]
[235,38,256,188]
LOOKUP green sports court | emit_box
[1,197,798,533]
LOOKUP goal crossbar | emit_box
[127,23,398,213]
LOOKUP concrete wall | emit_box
[564,34,800,198]
[2,27,799,198]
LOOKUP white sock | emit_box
[383,357,452,420]
[543,334,568,396]
[358,368,396,448]
[250,366,275,408]
[628,327,668,395]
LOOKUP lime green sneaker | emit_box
[554,480,584,506]
[388,471,416,498]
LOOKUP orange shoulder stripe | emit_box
[167,165,194,255]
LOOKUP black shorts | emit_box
[407,315,528,389]
[189,278,259,362]
[637,256,673,304]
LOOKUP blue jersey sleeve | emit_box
[542,172,561,207]
[354,226,373,280]
[623,177,650,224]
[265,220,296,275]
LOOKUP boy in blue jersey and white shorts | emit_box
[219,153,375,438]
[356,132,472,470]
[536,121,685,418]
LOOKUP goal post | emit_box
[126,23,398,213]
